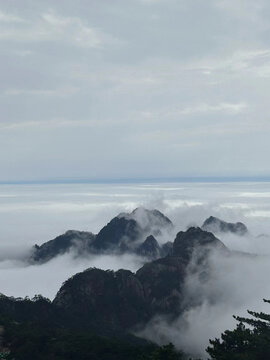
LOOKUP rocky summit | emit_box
[91,207,173,252]
[173,227,228,260]
[202,216,248,235]
[136,235,161,259]
[30,230,96,264]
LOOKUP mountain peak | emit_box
[30,230,95,263]
[202,216,248,235]
[136,235,161,259]
[92,208,173,252]
[172,227,228,259]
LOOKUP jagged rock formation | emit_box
[1,209,255,358]
[53,227,229,331]
[91,207,173,252]
[30,208,174,263]
[30,211,247,268]
[136,235,161,259]
[173,227,228,260]
[202,216,248,235]
[30,230,96,263]
[135,227,228,315]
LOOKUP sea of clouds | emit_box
[1,181,270,357]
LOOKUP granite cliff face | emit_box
[202,216,248,235]
[53,227,228,331]
[53,268,150,331]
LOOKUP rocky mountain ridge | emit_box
[0,210,252,349]
[30,208,246,264]
[53,227,229,332]
[30,207,174,263]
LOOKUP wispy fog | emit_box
[0,252,145,299]
[139,249,270,358]
[2,181,270,245]
[1,181,270,356]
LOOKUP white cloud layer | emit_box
[0,182,270,356]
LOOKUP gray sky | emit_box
[1,0,270,181]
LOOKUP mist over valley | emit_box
[0,182,269,358]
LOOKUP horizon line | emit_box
[1,176,270,185]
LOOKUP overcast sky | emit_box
[1,0,270,181]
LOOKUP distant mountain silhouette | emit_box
[30,208,174,263]
[30,230,96,263]
[202,216,248,235]
[30,211,249,268]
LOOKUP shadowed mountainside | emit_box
[0,208,255,359]
[2,226,229,335]
[53,227,228,331]
[0,219,252,359]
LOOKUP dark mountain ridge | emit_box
[3,225,230,336]
[53,227,229,332]
[30,207,174,263]
[31,230,96,263]
[29,210,249,266]
[0,210,254,359]
[0,215,253,360]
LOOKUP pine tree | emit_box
[207,299,270,360]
